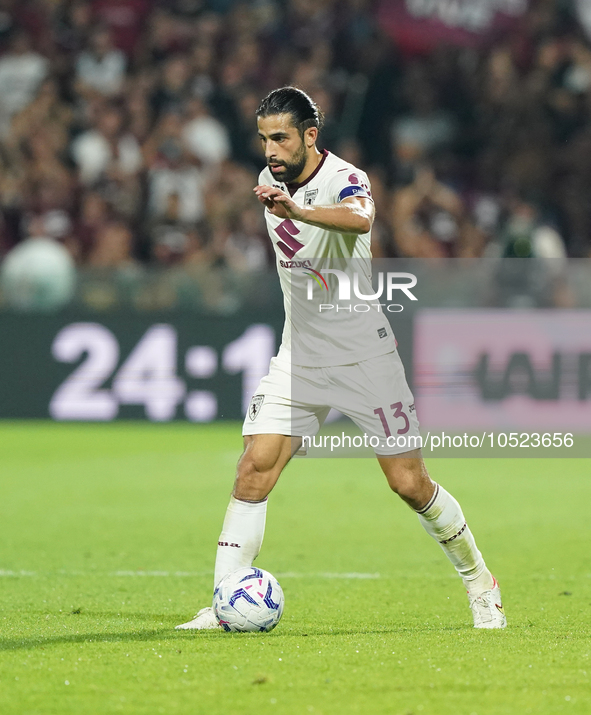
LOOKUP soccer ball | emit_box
[213,567,284,632]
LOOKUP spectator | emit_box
[21,126,75,214]
[9,79,73,147]
[75,26,127,99]
[74,191,111,261]
[148,192,194,265]
[141,8,189,65]
[391,63,456,175]
[182,97,231,167]
[126,87,153,144]
[189,41,216,101]
[145,112,205,223]
[55,0,93,56]
[71,103,142,185]
[151,54,191,116]
[221,205,270,273]
[88,220,136,268]
[205,161,259,233]
[488,197,574,308]
[0,31,48,136]
[228,88,265,170]
[392,164,483,258]
[0,214,76,311]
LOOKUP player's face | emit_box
[257,113,308,184]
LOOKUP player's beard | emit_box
[268,141,307,184]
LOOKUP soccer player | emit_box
[176,87,506,631]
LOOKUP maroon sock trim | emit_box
[415,483,440,515]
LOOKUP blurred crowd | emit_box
[0,0,590,310]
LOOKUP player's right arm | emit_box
[254,185,374,235]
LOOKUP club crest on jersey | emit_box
[304,188,318,205]
[248,394,264,421]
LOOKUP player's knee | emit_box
[238,443,279,479]
[238,451,273,481]
[388,471,421,501]
[385,462,432,509]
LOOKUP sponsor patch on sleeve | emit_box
[337,185,370,202]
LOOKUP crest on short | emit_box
[248,394,264,421]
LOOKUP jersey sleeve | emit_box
[328,166,373,204]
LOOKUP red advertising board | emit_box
[414,310,591,431]
[378,0,529,54]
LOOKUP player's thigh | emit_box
[243,358,330,450]
[239,392,329,501]
[328,351,420,457]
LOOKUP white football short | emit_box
[242,350,421,456]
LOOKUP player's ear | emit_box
[304,126,318,148]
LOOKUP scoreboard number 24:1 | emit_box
[49,322,275,422]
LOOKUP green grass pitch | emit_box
[0,422,589,715]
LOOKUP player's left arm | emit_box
[254,185,374,235]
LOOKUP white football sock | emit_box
[416,484,494,595]
[213,496,267,590]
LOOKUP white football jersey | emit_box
[259,150,397,367]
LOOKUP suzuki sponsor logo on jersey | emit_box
[303,269,418,313]
[279,259,313,269]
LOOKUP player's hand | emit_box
[254,185,304,221]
